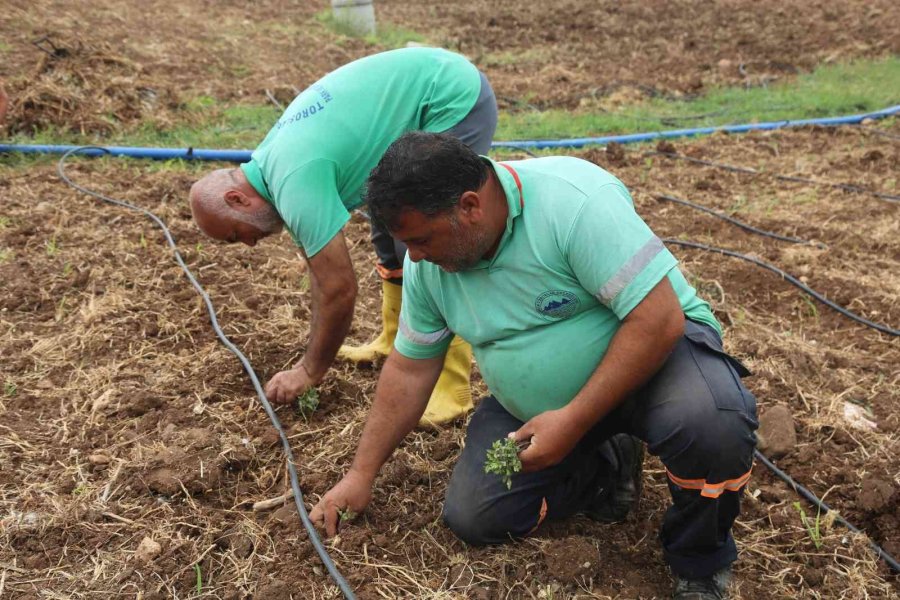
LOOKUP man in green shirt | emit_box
[189,48,497,425]
[311,133,758,599]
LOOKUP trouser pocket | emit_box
[684,320,754,413]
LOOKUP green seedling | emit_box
[55,296,68,322]
[484,437,524,490]
[45,236,60,256]
[639,157,654,185]
[801,295,819,320]
[337,507,357,523]
[3,380,16,397]
[194,562,203,594]
[296,388,320,420]
[793,501,823,549]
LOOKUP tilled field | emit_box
[2,0,899,134]
[1,123,898,599]
[2,0,900,597]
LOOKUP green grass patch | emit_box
[496,57,900,140]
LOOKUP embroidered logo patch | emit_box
[535,290,579,321]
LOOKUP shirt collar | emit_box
[484,156,524,223]
[480,156,524,266]
[239,159,273,203]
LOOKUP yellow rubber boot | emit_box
[338,280,401,362]
[419,336,474,428]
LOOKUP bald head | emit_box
[189,168,283,246]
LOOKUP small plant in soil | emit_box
[194,563,203,594]
[45,235,60,256]
[484,437,523,490]
[338,507,357,523]
[296,388,319,420]
[793,501,823,549]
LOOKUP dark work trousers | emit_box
[442,320,759,579]
[370,70,498,284]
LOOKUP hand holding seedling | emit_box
[510,407,583,472]
[264,362,319,404]
[310,470,373,537]
[484,437,524,489]
[296,388,319,420]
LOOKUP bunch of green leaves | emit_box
[296,388,320,420]
[484,437,523,490]
[337,507,357,523]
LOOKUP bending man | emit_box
[189,48,497,425]
[311,133,758,600]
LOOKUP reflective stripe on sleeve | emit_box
[398,316,452,346]
[666,468,753,499]
[595,236,665,305]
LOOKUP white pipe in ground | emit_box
[331,0,376,36]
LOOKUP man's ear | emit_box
[224,189,252,209]
[457,190,483,223]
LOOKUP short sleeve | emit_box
[566,183,678,320]
[393,258,453,360]
[273,160,350,257]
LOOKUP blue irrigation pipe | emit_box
[2,105,898,159]
[496,104,900,149]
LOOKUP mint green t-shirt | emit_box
[394,157,721,422]
[240,48,481,256]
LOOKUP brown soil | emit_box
[2,0,898,132]
[2,1,900,598]
[2,123,898,598]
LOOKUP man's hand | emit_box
[510,408,585,473]
[264,365,317,404]
[310,471,374,537]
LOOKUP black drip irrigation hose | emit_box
[655,194,826,248]
[56,147,356,600]
[754,450,900,574]
[664,239,899,337]
[649,151,900,204]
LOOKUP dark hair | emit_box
[365,132,489,230]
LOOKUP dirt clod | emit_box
[858,476,896,513]
[757,404,797,458]
[134,537,161,564]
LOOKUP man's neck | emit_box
[480,169,510,261]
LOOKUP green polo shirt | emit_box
[394,157,721,422]
[238,47,481,256]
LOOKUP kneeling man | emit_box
[311,133,758,599]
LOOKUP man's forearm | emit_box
[301,275,355,378]
[564,282,684,437]
[349,352,444,481]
